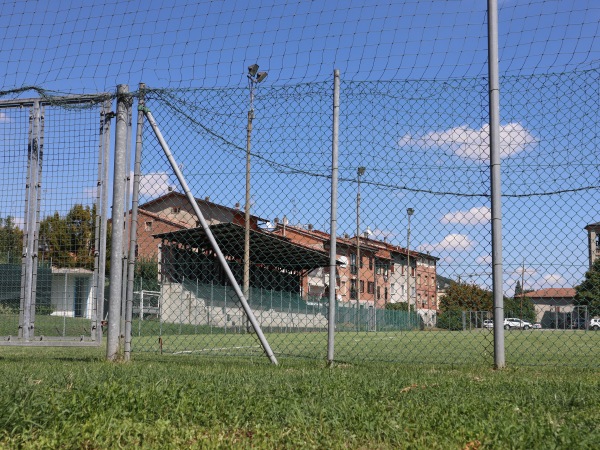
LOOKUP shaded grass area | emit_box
[0,346,598,449]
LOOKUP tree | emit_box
[515,280,523,297]
[439,281,493,312]
[39,204,96,269]
[574,257,600,318]
[505,295,536,323]
[0,216,23,264]
[385,302,414,312]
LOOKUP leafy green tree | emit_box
[439,281,493,312]
[0,216,23,264]
[135,257,159,291]
[574,257,600,317]
[505,295,536,323]
[39,204,96,269]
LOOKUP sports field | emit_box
[132,328,600,368]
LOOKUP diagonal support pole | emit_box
[142,107,278,365]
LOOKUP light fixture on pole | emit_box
[406,207,414,312]
[244,63,268,331]
[356,166,366,318]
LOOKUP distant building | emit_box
[132,191,266,259]
[585,222,600,268]
[516,287,577,329]
[271,223,439,324]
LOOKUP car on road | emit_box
[504,318,532,330]
[532,322,542,329]
[590,318,600,330]
[483,319,494,329]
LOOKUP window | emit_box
[350,253,357,275]
[384,287,388,301]
[377,286,381,300]
[369,257,373,270]
[144,221,153,231]
[360,255,364,269]
[360,280,365,293]
[350,279,357,299]
[367,281,374,294]
[390,283,395,295]
[171,207,181,214]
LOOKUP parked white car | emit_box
[483,319,494,329]
[590,318,600,331]
[504,318,532,330]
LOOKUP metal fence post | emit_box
[327,69,340,365]
[124,83,145,361]
[488,0,506,369]
[107,84,130,361]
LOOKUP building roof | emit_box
[138,208,188,229]
[517,288,576,299]
[139,191,268,222]
[273,223,438,262]
[154,222,333,273]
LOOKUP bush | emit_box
[436,310,465,330]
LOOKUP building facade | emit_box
[271,223,439,320]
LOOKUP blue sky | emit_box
[1,0,599,295]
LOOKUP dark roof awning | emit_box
[154,223,332,273]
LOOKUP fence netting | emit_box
[0,95,111,344]
[127,67,599,366]
[0,1,598,366]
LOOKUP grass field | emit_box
[132,328,600,368]
[0,345,598,449]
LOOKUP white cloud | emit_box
[399,122,536,162]
[139,172,172,198]
[475,255,492,265]
[441,206,491,225]
[540,273,567,286]
[420,233,475,253]
[0,112,10,123]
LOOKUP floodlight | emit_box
[357,166,366,176]
[407,208,414,216]
[248,64,259,76]
[255,71,268,82]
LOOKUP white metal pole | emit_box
[327,69,340,364]
[488,0,505,369]
[107,84,130,361]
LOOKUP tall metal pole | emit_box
[356,166,365,330]
[327,69,340,365]
[244,64,267,332]
[243,81,254,329]
[107,84,130,361]
[406,208,414,312]
[97,99,111,341]
[124,83,146,360]
[488,0,505,369]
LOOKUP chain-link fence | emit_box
[121,67,600,367]
[1,1,598,367]
[0,95,111,345]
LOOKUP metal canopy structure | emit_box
[155,223,332,274]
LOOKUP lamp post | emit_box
[244,64,268,329]
[356,167,366,326]
[406,208,414,312]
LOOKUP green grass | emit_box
[133,328,600,368]
[0,346,598,449]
